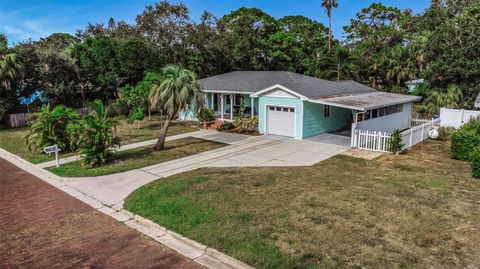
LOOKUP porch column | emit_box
[251,97,254,116]
[211,93,214,110]
[230,94,234,120]
[220,93,224,119]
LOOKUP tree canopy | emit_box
[1,0,480,118]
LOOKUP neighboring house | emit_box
[193,71,420,140]
[405,79,424,93]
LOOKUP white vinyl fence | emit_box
[351,118,440,153]
[440,107,480,128]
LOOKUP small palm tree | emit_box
[321,0,339,51]
[424,85,463,116]
[320,46,360,81]
[76,100,120,168]
[149,65,204,150]
[0,34,21,90]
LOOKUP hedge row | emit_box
[450,118,480,178]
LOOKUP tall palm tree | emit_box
[149,65,204,150]
[383,44,416,86]
[321,0,339,51]
[319,46,360,81]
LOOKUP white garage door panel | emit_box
[267,106,295,137]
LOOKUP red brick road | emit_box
[0,158,202,269]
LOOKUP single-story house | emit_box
[191,71,421,140]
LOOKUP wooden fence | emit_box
[5,107,92,128]
[351,118,441,153]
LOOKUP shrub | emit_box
[25,104,80,152]
[196,108,214,122]
[234,116,258,132]
[438,127,453,141]
[217,121,235,131]
[470,146,480,178]
[450,128,480,161]
[75,100,120,168]
[450,118,480,161]
[389,129,404,154]
[128,107,145,129]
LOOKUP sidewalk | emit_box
[36,130,208,168]
[0,158,202,269]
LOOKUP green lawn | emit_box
[0,118,198,164]
[115,116,199,145]
[125,140,480,269]
[47,137,225,177]
[0,126,56,164]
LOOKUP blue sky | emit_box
[0,0,430,45]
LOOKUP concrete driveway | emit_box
[55,132,350,207]
[209,134,350,167]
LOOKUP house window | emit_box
[364,110,371,120]
[324,105,331,118]
[289,108,295,112]
[282,107,289,112]
[372,109,378,118]
[226,95,231,105]
[234,94,243,106]
[356,113,364,122]
[269,106,275,111]
[396,104,403,113]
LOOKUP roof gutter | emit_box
[307,99,365,111]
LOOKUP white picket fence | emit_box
[352,118,440,153]
[440,107,480,128]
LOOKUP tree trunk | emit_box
[337,62,341,81]
[328,15,332,51]
[153,116,173,151]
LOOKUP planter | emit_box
[202,121,216,129]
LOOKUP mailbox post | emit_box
[43,144,61,167]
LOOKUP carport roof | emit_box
[310,92,422,111]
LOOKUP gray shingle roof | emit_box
[198,71,376,98]
[314,92,422,111]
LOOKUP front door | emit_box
[213,93,219,112]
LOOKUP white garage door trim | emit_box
[265,104,296,137]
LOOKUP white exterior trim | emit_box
[308,99,364,111]
[202,89,254,94]
[264,103,297,138]
[251,84,309,101]
[299,101,304,139]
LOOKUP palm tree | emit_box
[149,65,204,150]
[0,34,21,90]
[321,0,339,51]
[424,85,463,116]
[319,46,360,81]
[383,44,416,86]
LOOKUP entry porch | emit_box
[205,92,258,120]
